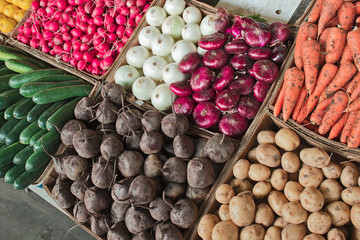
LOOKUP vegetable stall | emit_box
[0,0,359,239]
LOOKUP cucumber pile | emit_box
[0,46,93,190]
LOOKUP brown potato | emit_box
[198,214,220,240]
[322,162,341,179]
[219,204,230,221]
[271,169,288,191]
[273,217,288,229]
[341,164,359,188]
[327,228,346,240]
[257,130,276,145]
[325,201,351,227]
[299,148,330,168]
[233,159,250,180]
[229,195,255,227]
[307,211,331,234]
[255,203,274,227]
[256,144,281,167]
[299,165,324,188]
[281,224,306,240]
[281,202,307,224]
[318,179,342,202]
[351,204,360,229]
[341,187,360,206]
[240,224,265,240]
[303,234,325,240]
[248,147,258,163]
[300,187,324,212]
[284,181,304,202]
[229,178,252,195]
[211,220,238,240]
[215,184,235,204]
[253,181,272,198]
[237,190,254,198]
[268,190,289,216]
[248,163,271,181]
[264,226,281,240]
[275,128,300,151]
[281,152,300,173]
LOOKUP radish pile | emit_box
[16,0,152,76]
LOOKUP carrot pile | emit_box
[274,0,360,148]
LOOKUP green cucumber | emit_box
[4,98,27,120]
[46,97,81,131]
[25,151,52,172]
[27,103,52,122]
[0,51,48,68]
[5,59,42,73]
[32,85,92,104]
[4,163,25,184]
[0,142,26,168]
[14,164,47,190]
[0,144,6,151]
[37,100,69,129]
[0,118,21,143]
[19,121,41,144]
[0,112,5,125]
[0,67,14,76]
[0,74,17,92]
[33,130,60,153]
[0,45,30,55]
[13,146,34,165]
[20,80,85,97]
[26,74,78,84]
[0,163,14,178]
[0,89,23,110]
[29,129,47,147]
[5,118,31,145]
[13,98,36,119]
[8,69,64,88]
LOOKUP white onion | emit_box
[183,6,202,24]
[163,0,186,16]
[161,15,185,39]
[146,6,167,27]
[197,46,208,56]
[114,65,140,91]
[132,77,156,101]
[151,34,175,57]
[162,63,188,84]
[126,46,150,68]
[181,23,202,43]
[138,26,161,49]
[171,40,197,63]
[200,14,216,35]
[142,56,168,82]
[151,84,173,111]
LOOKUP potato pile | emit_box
[49,83,236,240]
[198,128,360,240]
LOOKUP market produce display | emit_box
[15,0,152,76]
[274,0,360,148]
[0,0,29,33]
[48,82,236,239]
[114,0,291,139]
[198,127,360,239]
[0,45,92,190]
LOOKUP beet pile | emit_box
[50,83,235,239]
[171,15,290,139]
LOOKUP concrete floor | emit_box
[0,180,93,240]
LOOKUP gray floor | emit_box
[0,180,94,240]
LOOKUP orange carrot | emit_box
[337,2,356,32]
[356,16,360,24]
[317,98,333,111]
[318,91,349,135]
[341,44,353,64]
[292,85,307,120]
[318,0,343,37]
[302,119,319,132]
[355,1,360,15]
[325,27,347,64]
[328,112,348,139]
[347,110,360,147]
[282,67,305,121]
[318,28,330,66]
[310,109,327,125]
[347,72,360,96]
[319,61,357,102]
[308,0,324,23]
[274,84,285,117]
[326,15,339,28]
[302,38,320,94]
[347,27,360,72]
[346,97,360,112]
[340,110,358,143]
[307,63,338,114]
[294,23,318,69]
[296,98,309,124]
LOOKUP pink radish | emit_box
[248,47,272,60]
[198,32,227,50]
[192,88,215,103]
[215,89,240,111]
[219,112,249,139]
[253,81,271,102]
[225,38,249,54]
[203,49,228,69]
[230,53,253,70]
[249,60,278,83]
[228,74,255,96]
[170,81,193,97]
[173,97,195,117]
[212,65,235,91]
[237,96,261,119]
[193,102,221,129]
[178,52,202,74]
[190,67,215,92]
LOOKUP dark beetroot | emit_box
[192,88,216,103]
[192,102,221,129]
[218,112,249,139]
[231,16,257,38]
[245,22,271,47]
[213,7,229,32]
[203,48,228,69]
[178,52,202,74]
[253,81,271,102]
[229,74,255,96]
[173,96,195,116]
[198,32,227,50]
[270,42,288,63]
[170,81,193,97]
[212,65,235,91]
[215,89,240,111]
[249,59,279,83]
[269,22,290,45]
[248,47,272,60]
[230,53,254,70]
[190,67,215,92]
[225,38,249,54]
[237,96,261,119]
